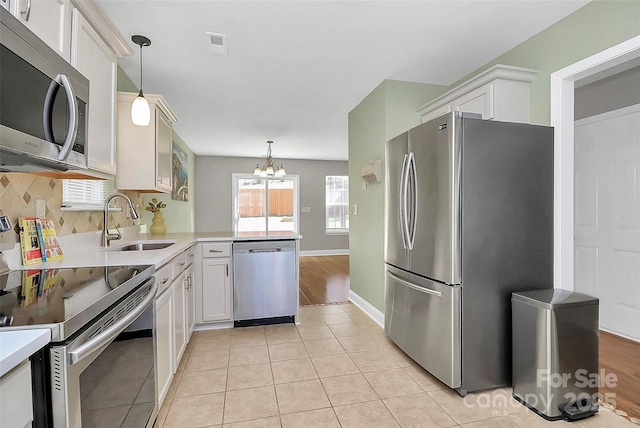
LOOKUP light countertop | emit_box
[6,230,301,270]
[0,329,51,377]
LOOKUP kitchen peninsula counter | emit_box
[5,230,301,270]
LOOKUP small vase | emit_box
[150,211,166,235]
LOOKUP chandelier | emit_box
[253,141,286,177]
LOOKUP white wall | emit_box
[195,156,349,252]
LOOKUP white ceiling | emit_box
[98,0,589,161]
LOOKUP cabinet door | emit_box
[156,287,173,406]
[452,83,493,120]
[70,9,117,175]
[185,264,196,338]
[201,258,232,322]
[0,361,33,427]
[173,271,187,368]
[13,0,71,60]
[156,109,173,192]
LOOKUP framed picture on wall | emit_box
[172,141,189,201]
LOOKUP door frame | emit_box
[550,35,640,291]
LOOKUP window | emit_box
[232,174,299,234]
[326,175,349,234]
[62,179,114,211]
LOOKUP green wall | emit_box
[451,1,640,126]
[348,81,448,311]
[347,0,640,312]
[117,66,196,233]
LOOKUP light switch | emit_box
[353,204,358,215]
[36,199,46,218]
[301,207,311,213]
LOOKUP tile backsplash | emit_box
[0,173,143,245]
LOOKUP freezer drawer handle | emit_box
[387,272,442,297]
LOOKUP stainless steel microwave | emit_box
[0,8,88,172]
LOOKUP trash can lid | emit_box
[512,289,599,309]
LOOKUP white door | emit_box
[574,104,640,341]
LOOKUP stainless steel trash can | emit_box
[512,290,599,421]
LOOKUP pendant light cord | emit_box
[139,43,144,92]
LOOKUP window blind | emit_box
[62,179,114,211]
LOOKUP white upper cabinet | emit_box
[116,92,178,193]
[12,0,72,61]
[417,65,538,124]
[9,0,131,178]
[70,9,117,176]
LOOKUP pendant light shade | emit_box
[131,35,151,127]
[131,90,150,126]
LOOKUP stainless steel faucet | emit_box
[102,193,140,246]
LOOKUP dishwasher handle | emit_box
[249,248,283,253]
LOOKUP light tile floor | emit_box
[156,303,638,428]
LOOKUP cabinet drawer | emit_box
[172,253,188,278]
[156,263,172,296]
[185,245,196,267]
[202,242,231,258]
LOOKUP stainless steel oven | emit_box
[0,264,157,428]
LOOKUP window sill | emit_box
[61,206,122,212]
[325,230,349,236]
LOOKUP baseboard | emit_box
[193,322,234,331]
[599,327,640,344]
[348,290,385,328]
[300,249,349,256]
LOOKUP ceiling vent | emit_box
[206,32,228,55]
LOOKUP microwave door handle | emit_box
[42,75,79,161]
[42,80,59,144]
[56,74,79,161]
[399,154,408,249]
[67,283,157,365]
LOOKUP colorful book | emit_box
[36,218,64,261]
[35,220,47,261]
[21,269,41,306]
[18,217,42,265]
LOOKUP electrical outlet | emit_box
[36,199,46,218]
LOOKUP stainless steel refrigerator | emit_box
[384,111,554,395]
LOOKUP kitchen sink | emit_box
[107,241,177,252]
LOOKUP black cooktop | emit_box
[0,264,154,341]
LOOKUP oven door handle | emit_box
[68,283,157,365]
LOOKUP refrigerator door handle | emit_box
[401,153,412,250]
[386,271,442,297]
[399,153,409,249]
[407,152,417,250]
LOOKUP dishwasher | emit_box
[233,240,297,326]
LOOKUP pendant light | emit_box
[131,35,151,126]
[253,141,286,177]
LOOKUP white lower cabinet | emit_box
[0,360,33,428]
[185,263,196,337]
[155,284,173,406]
[197,242,232,324]
[201,259,232,322]
[173,270,187,369]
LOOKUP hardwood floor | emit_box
[299,255,349,306]
[599,330,640,420]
